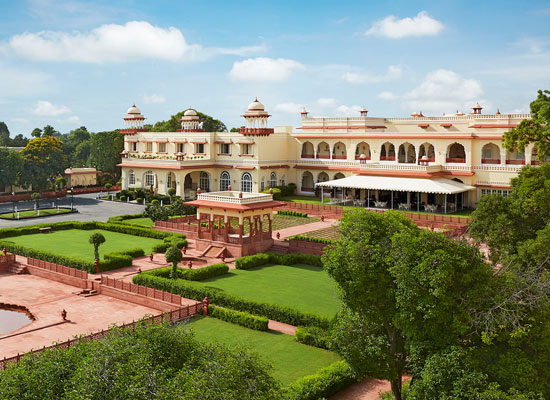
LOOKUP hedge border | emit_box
[277,210,308,218]
[144,263,229,281]
[290,235,336,245]
[234,252,322,270]
[284,361,356,400]
[209,306,269,331]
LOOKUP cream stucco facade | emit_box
[118,100,538,210]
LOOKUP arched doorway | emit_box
[481,143,500,164]
[301,171,314,192]
[380,142,395,161]
[301,142,314,158]
[446,143,466,163]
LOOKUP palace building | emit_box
[118,99,538,212]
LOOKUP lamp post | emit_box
[70,187,74,211]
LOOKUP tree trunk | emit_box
[391,377,402,400]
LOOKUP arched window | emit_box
[280,174,286,186]
[199,171,210,191]
[301,172,314,192]
[446,143,466,163]
[260,177,265,192]
[167,172,173,189]
[241,172,252,192]
[380,142,395,161]
[219,171,231,191]
[317,172,329,183]
[481,143,500,164]
[145,170,155,187]
[129,170,135,185]
[269,172,277,188]
[301,142,314,158]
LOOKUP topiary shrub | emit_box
[151,199,160,206]
[262,187,282,200]
[183,263,228,281]
[136,197,143,204]
[209,306,269,331]
[120,195,127,202]
[295,326,330,349]
[152,243,168,253]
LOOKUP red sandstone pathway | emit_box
[331,376,410,400]
[0,273,159,359]
[272,218,338,240]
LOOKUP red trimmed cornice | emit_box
[297,125,387,130]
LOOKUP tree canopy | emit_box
[504,89,550,159]
[88,130,124,173]
[0,322,280,399]
[20,136,67,190]
[150,110,227,132]
[0,148,22,192]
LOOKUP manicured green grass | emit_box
[186,263,340,318]
[122,217,154,227]
[302,226,340,241]
[185,316,340,385]
[7,229,163,261]
[0,208,72,219]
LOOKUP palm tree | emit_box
[165,246,182,279]
[89,232,106,261]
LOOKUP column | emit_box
[259,217,263,241]
[224,216,230,242]
[268,214,272,234]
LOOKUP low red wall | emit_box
[26,265,88,289]
[288,238,327,256]
[278,201,344,217]
[0,189,67,203]
[71,185,121,194]
[0,253,16,271]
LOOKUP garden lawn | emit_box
[186,263,340,318]
[0,208,72,219]
[186,316,341,385]
[122,217,154,227]
[301,226,340,241]
[6,229,163,261]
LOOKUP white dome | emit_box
[248,98,265,111]
[184,108,198,116]
[127,104,142,115]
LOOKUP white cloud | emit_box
[143,94,166,104]
[32,100,70,116]
[8,21,202,63]
[229,57,305,83]
[343,65,402,83]
[403,69,484,114]
[315,98,338,108]
[274,102,303,114]
[336,105,362,116]
[67,115,80,122]
[365,11,443,39]
[378,91,398,100]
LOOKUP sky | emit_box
[1,0,550,136]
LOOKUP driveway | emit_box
[0,193,145,228]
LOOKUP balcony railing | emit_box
[446,157,466,163]
[505,159,525,165]
[239,128,274,135]
[380,156,396,161]
[332,155,347,159]
[481,159,500,164]
[355,155,372,160]
[317,154,330,159]
[301,154,315,158]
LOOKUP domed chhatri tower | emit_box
[179,108,203,132]
[121,104,147,134]
[240,98,274,136]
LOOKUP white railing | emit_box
[197,191,273,204]
[302,114,531,124]
[473,165,525,172]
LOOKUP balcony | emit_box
[332,155,347,160]
[355,155,372,160]
[239,128,274,135]
[176,128,204,132]
[120,128,149,135]
[301,154,315,159]
[380,156,396,161]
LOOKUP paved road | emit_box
[0,193,146,228]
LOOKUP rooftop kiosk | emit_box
[183,190,282,257]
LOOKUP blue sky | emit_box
[1,0,549,135]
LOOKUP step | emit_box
[7,263,28,275]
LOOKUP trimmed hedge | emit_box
[235,252,322,270]
[277,210,308,218]
[262,187,282,200]
[209,306,269,331]
[295,326,330,350]
[143,263,229,281]
[163,236,188,249]
[284,361,356,400]
[107,213,144,224]
[132,273,330,328]
[290,235,336,245]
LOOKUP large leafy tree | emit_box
[20,136,67,190]
[30,128,42,138]
[88,130,124,173]
[324,210,496,400]
[504,89,550,159]
[10,134,28,147]
[151,110,227,132]
[0,121,10,146]
[0,148,22,191]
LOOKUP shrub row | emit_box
[107,213,144,224]
[152,243,168,253]
[277,210,308,218]
[132,273,330,328]
[209,306,269,331]
[163,236,187,249]
[284,361,356,400]
[290,235,336,245]
[295,326,331,349]
[261,184,296,199]
[234,252,322,270]
[183,263,229,281]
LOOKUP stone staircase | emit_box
[268,243,289,255]
[8,262,28,275]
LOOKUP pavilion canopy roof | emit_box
[315,175,474,195]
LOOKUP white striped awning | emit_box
[315,175,474,195]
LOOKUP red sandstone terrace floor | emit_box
[0,273,159,359]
